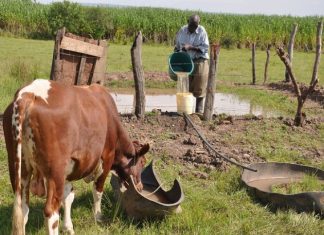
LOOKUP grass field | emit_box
[1,133,324,235]
[0,37,324,234]
[1,120,324,235]
[0,37,323,113]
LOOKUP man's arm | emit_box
[182,44,202,52]
[196,27,209,54]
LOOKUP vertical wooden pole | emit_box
[285,24,298,82]
[311,21,323,85]
[87,59,97,85]
[92,40,107,85]
[252,42,256,85]
[76,55,86,85]
[50,27,65,81]
[203,44,220,121]
[131,31,145,119]
[263,44,271,84]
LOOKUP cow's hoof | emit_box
[95,213,104,223]
[63,227,75,235]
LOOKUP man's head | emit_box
[187,14,200,33]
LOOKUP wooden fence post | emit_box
[251,42,256,85]
[311,21,323,84]
[131,31,145,119]
[50,27,65,81]
[203,44,220,121]
[285,24,298,82]
[263,44,271,84]
[91,40,108,85]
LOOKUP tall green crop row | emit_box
[0,0,322,49]
[106,8,322,49]
[0,0,50,38]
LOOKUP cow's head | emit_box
[114,141,149,191]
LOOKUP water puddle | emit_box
[110,90,279,117]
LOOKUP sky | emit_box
[37,0,324,17]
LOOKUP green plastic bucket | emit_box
[168,52,194,81]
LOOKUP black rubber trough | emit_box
[110,160,184,219]
[241,162,324,214]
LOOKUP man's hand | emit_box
[182,44,192,51]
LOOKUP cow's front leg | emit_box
[92,183,103,222]
[93,167,112,222]
[46,212,59,235]
[93,151,114,222]
[62,182,75,235]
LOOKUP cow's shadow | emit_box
[0,204,15,234]
[0,191,97,234]
[0,200,45,234]
[0,186,163,234]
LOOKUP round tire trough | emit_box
[110,160,184,219]
[242,162,324,214]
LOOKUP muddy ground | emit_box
[121,112,264,173]
[121,112,323,175]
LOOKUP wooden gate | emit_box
[50,27,107,85]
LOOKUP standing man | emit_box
[175,14,209,113]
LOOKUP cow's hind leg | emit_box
[62,182,75,235]
[14,170,31,235]
[21,172,31,234]
[44,178,64,235]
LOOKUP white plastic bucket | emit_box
[176,92,194,114]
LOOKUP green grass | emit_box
[220,119,324,167]
[272,174,324,194]
[0,37,53,110]
[1,142,324,234]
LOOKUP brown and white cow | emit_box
[3,79,149,235]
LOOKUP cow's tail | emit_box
[11,98,27,235]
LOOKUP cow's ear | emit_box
[132,140,140,151]
[132,140,140,146]
[137,143,150,156]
